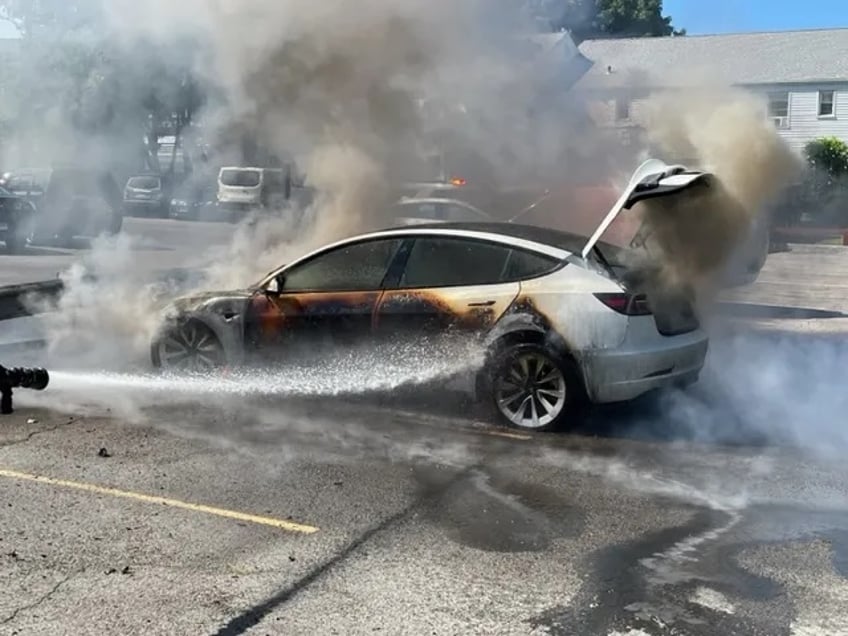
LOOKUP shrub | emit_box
[805,137,848,177]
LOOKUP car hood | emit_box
[169,288,255,313]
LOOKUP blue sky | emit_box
[665,0,848,34]
[0,3,845,38]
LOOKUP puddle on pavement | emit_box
[422,468,583,553]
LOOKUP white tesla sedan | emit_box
[152,159,711,431]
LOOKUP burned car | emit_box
[151,160,711,432]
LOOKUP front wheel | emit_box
[486,343,584,432]
[151,320,226,372]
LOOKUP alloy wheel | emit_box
[494,352,567,429]
[158,322,224,372]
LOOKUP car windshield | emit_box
[220,169,261,187]
[127,176,160,190]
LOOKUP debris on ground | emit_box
[98,447,112,458]
[26,418,38,425]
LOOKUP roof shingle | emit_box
[576,28,848,88]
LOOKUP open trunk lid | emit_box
[581,159,715,337]
[580,158,714,260]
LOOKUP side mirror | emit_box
[266,273,285,294]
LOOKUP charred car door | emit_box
[245,237,404,360]
[374,236,522,346]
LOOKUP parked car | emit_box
[390,197,495,225]
[3,167,122,242]
[216,166,290,218]
[150,159,711,432]
[0,186,37,253]
[123,174,168,218]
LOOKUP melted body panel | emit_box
[374,283,520,344]
[517,263,628,354]
[244,290,383,360]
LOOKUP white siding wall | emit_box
[765,84,848,153]
[588,84,848,156]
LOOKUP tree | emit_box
[0,0,205,183]
[529,0,684,40]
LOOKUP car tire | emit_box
[484,343,584,432]
[151,319,226,373]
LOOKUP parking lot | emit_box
[2,221,848,634]
[0,216,235,287]
[1,330,848,635]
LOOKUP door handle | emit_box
[467,300,496,307]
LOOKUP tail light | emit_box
[449,177,466,186]
[594,292,652,316]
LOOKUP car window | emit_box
[282,239,403,292]
[399,237,511,288]
[503,249,559,280]
[127,176,160,189]
[220,169,261,187]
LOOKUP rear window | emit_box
[503,249,559,280]
[220,169,261,187]
[127,176,160,190]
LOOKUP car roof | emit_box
[369,221,592,253]
[257,221,600,287]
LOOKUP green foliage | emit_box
[805,136,848,177]
[794,137,848,226]
[531,0,682,39]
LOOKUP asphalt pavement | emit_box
[1,227,848,634]
[2,319,848,636]
[0,216,234,287]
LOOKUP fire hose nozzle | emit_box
[0,366,50,414]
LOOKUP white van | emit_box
[216,166,289,215]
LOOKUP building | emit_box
[575,28,848,154]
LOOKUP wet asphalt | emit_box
[1,219,848,634]
[1,356,847,636]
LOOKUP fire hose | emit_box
[0,366,49,414]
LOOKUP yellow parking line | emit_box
[0,467,319,535]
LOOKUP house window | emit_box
[615,97,631,121]
[819,90,835,117]
[767,91,789,128]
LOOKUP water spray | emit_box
[0,366,50,414]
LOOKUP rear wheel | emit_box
[486,343,583,432]
[152,321,225,372]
